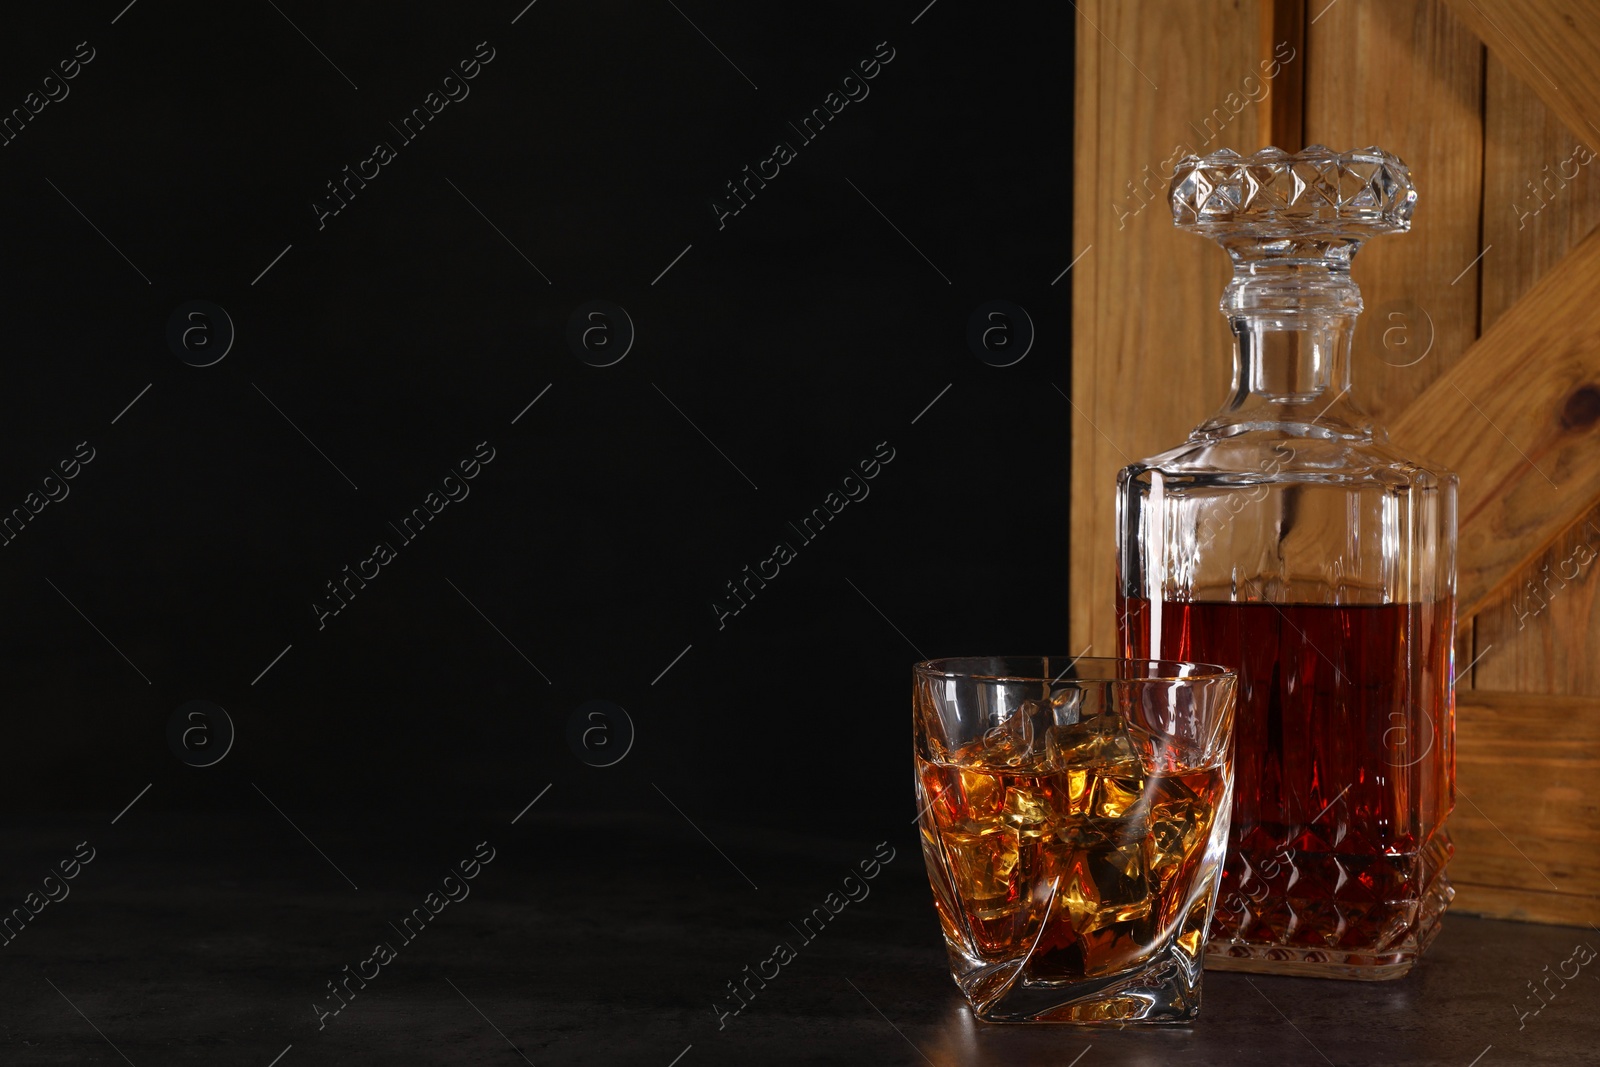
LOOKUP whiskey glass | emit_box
[914,656,1236,1024]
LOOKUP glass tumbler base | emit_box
[960,942,1206,1025]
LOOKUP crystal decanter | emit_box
[1117,146,1457,979]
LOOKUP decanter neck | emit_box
[1209,251,1367,432]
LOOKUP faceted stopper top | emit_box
[1169,145,1416,238]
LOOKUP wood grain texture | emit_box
[1444,0,1600,154]
[1473,504,1600,692]
[1479,53,1600,333]
[1389,225,1600,619]
[1471,52,1600,695]
[1266,0,1307,151]
[1451,690,1600,924]
[1451,882,1600,926]
[1071,0,1287,655]
[1304,0,1484,427]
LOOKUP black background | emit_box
[0,0,1071,834]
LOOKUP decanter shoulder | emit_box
[1119,427,1456,491]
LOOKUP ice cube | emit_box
[940,824,1021,913]
[1050,687,1083,726]
[1046,711,1137,769]
[1055,840,1154,934]
[955,765,1006,821]
[1091,761,1149,820]
[1045,719,1103,769]
[979,698,1048,769]
[1001,782,1051,833]
[1144,773,1215,883]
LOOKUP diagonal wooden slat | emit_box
[1390,225,1600,620]
[1444,0,1600,151]
[1473,503,1600,692]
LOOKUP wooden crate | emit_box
[1072,0,1600,925]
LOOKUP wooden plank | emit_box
[1070,0,1288,656]
[1479,52,1600,333]
[1471,52,1600,695]
[1452,690,1600,924]
[1452,882,1600,926]
[1444,0,1600,154]
[1389,225,1600,620]
[1265,0,1306,152]
[1304,0,1484,428]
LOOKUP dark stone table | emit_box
[2,810,1594,1066]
